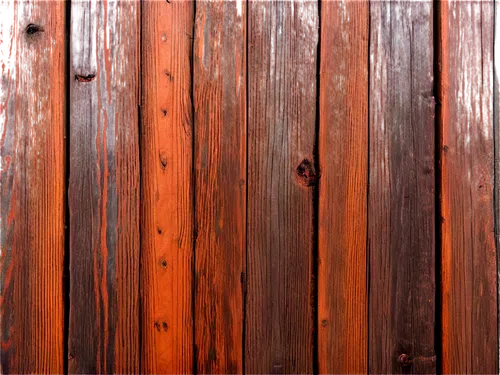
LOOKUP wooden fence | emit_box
[0,0,499,373]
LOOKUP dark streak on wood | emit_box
[68,1,140,373]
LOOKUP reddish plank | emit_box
[246,1,318,373]
[193,0,246,373]
[438,1,498,373]
[369,1,436,373]
[0,1,66,373]
[317,1,368,373]
[140,1,194,373]
[68,0,140,372]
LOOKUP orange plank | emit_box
[438,1,498,373]
[317,1,368,373]
[140,1,194,373]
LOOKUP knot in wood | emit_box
[296,159,318,187]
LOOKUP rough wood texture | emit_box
[0,1,66,373]
[495,0,500,370]
[246,1,318,373]
[68,1,140,373]
[193,0,246,373]
[438,1,498,373]
[369,2,436,373]
[317,1,368,373]
[140,1,194,373]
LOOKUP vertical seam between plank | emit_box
[434,0,443,373]
[64,0,72,373]
[312,0,321,374]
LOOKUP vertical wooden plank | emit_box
[495,0,500,370]
[193,0,246,373]
[369,1,436,373]
[439,1,498,373]
[140,1,194,373]
[68,0,140,372]
[246,1,318,373]
[0,1,66,373]
[317,1,368,373]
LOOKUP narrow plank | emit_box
[369,1,436,373]
[68,0,140,372]
[317,1,368,373]
[246,1,318,373]
[495,0,500,370]
[0,1,66,373]
[140,1,194,373]
[438,1,498,373]
[193,0,246,373]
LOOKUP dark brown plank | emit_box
[369,1,436,373]
[246,1,318,373]
[438,1,498,373]
[0,1,66,373]
[317,1,368,373]
[68,1,140,372]
[193,0,246,373]
[140,1,194,373]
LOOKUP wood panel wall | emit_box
[1,1,500,374]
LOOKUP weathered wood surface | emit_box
[369,1,436,373]
[68,1,140,373]
[193,0,246,373]
[438,1,498,373]
[317,1,368,373]
[246,1,318,373]
[140,1,194,373]
[0,1,66,373]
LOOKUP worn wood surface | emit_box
[193,0,246,373]
[68,1,140,373]
[140,1,194,373]
[495,0,500,371]
[317,1,368,373]
[246,1,318,373]
[0,1,66,373]
[369,2,436,373]
[4,2,500,374]
[438,1,498,373]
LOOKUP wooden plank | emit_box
[369,1,436,373]
[68,0,140,372]
[438,1,498,373]
[495,0,500,371]
[246,1,318,373]
[140,1,194,373]
[317,1,368,373]
[193,0,246,373]
[0,1,66,373]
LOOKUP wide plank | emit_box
[140,1,194,373]
[0,1,66,373]
[193,0,246,373]
[438,1,498,373]
[369,1,436,373]
[68,0,140,372]
[246,1,318,373]
[317,1,368,373]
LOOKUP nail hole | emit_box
[398,354,412,368]
[26,23,44,35]
[161,108,168,117]
[159,259,167,269]
[162,322,168,331]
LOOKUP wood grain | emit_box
[68,0,140,372]
[438,1,498,373]
[193,0,246,373]
[246,1,318,373]
[140,1,194,373]
[0,1,66,373]
[369,1,436,373]
[317,1,368,373]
